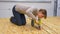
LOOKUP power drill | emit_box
[31,18,42,30]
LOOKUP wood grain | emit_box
[0,17,60,34]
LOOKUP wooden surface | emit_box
[0,17,60,34]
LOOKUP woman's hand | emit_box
[35,20,39,25]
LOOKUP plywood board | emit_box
[0,17,60,34]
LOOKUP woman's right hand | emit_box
[35,20,39,25]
